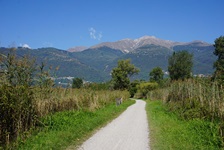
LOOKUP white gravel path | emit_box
[77,99,150,150]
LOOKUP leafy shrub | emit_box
[135,82,158,98]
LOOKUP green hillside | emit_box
[107,44,173,80]
[0,42,216,82]
[0,47,107,82]
[72,46,123,71]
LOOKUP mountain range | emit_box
[0,36,217,82]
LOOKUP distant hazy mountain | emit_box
[0,36,216,82]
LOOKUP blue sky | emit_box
[0,0,224,50]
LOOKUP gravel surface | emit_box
[78,100,150,150]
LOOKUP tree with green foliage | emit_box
[213,36,224,84]
[168,50,193,81]
[111,59,139,90]
[72,77,83,88]
[149,67,164,83]
[128,80,140,97]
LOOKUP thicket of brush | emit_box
[0,52,129,148]
[147,78,224,146]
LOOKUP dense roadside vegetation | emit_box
[143,36,224,149]
[147,78,224,148]
[0,51,131,149]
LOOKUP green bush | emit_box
[135,82,158,98]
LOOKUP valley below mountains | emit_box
[0,36,217,82]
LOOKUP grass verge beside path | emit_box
[146,100,222,150]
[17,100,135,150]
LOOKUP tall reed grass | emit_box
[167,79,224,121]
[147,78,224,146]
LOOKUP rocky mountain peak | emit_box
[69,36,211,53]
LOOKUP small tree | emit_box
[213,36,224,84]
[168,50,193,81]
[111,59,139,90]
[149,67,164,83]
[72,77,83,88]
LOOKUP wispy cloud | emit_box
[89,27,102,40]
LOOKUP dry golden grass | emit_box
[34,88,130,117]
